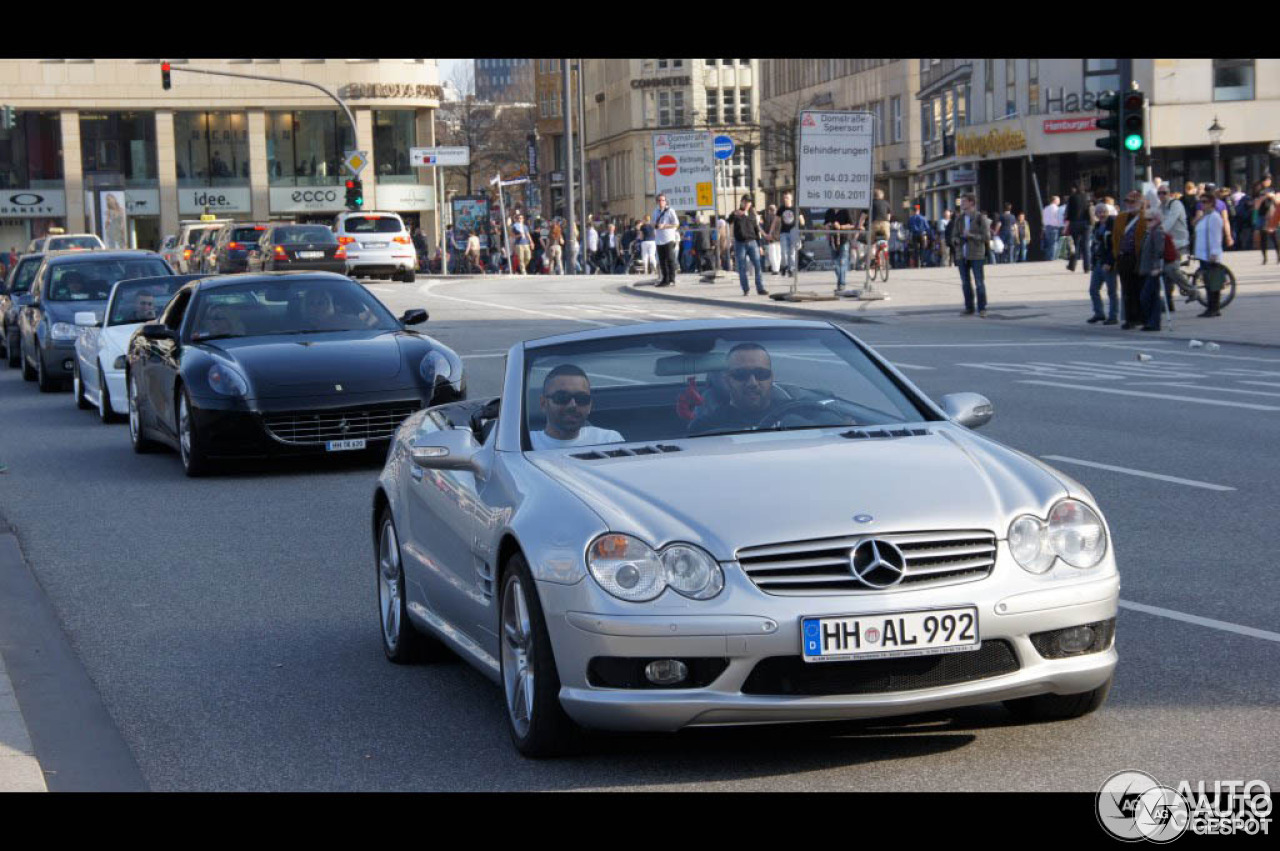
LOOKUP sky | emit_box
[437,59,472,96]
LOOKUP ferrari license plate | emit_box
[298,251,324,259]
[326,439,366,452]
[801,606,980,662]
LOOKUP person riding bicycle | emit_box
[907,205,930,267]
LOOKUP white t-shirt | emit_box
[1042,203,1062,228]
[529,425,625,450]
[653,207,680,245]
[587,227,599,251]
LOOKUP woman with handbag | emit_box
[1194,192,1226,318]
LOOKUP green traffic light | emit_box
[1124,134,1143,152]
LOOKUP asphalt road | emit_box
[1,273,1277,791]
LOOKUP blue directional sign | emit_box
[713,135,735,160]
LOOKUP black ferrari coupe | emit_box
[125,272,464,476]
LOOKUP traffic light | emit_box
[345,179,364,210]
[1095,90,1121,155]
[1122,91,1145,152]
[161,61,171,90]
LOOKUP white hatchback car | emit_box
[334,211,417,282]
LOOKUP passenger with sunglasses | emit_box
[530,364,624,450]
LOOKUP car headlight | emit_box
[207,362,248,397]
[588,534,666,602]
[419,350,450,387]
[50,321,77,340]
[588,535,726,602]
[1008,499,1107,573]
[661,544,724,600]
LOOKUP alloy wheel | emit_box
[179,395,192,467]
[378,520,402,652]
[501,576,535,739]
[128,376,140,441]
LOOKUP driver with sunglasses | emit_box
[688,342,791,435]
[529,364,625,450]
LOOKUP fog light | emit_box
[644,659,688,686]
[63,359,74,371]
[1056,626,1097,655]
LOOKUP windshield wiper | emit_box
[691,422,852,439]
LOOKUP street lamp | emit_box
[1208,116,1225,186]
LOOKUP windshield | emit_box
[272,226,337,245]
[186,228,217,246]
[47,236,101,251]
[9,258,41,293]
[108,278,185,326]
[342,216,403,234]
[522,327,934,450]
[231,227,265,242]
[47,258,171,301]
[188,278,398,340]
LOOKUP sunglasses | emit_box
[728,367,772,382]
[547,391,591,406]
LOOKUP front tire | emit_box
[7,330,19,368]
[36,350,57,392]
[98,363,118,423]
[74,360,92,409]
[177,389,210,477]
[500,553,580,758]
[1004,675,1112,722]
[128,372,156,453]
[376,510,444,664]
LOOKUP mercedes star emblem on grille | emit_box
[848,538,907,588]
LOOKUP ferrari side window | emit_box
[164,289,192,331]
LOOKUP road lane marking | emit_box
[1240,380,1280,389]
[887,362,934,371]
[419,282,614,326]
[1119,600,1280,644]
[1141,382,1280,399]
[1018,380,1280,411]
[1041,455,1236,491]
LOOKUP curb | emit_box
[0,531,148,792]
[618,282,883,324]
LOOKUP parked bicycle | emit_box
[1176,257,1236,310]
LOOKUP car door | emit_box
[402,411,485,640]
[19,267,45,367]
[144,286,193,441]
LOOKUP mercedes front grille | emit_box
[736,530,997,595]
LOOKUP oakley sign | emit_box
[0,189,67,217]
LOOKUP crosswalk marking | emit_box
[1018,380,1280,411]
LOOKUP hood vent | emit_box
[841,428,931,440]
[571,444,683,460]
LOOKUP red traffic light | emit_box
[161,61,170,72]
[1123,92,1144,111]
[161,61,172,90]
[345,180,355,189]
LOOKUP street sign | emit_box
[343,150,369,176]
[796,111,874,210]
[411,146,470,168]
[653,132,715,211]
[713,135,735,160]
[500,177,530,187]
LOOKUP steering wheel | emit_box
[753,399,848,429]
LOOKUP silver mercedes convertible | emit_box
[371,319,1118,756]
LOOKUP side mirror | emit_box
[411,429,480,472]
[74,311,98,327]
[401,308,428,326]
[940,392,994,429]
[140,323,177,341]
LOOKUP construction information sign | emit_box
[652,132,715,211]
[796,111,874,209]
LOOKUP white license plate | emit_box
[363,242,387,248]
[326,439,366,452]
[801,606,980,662]
[298,251,324,259]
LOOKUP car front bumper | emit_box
[41,339,77,378]
[104,367,129,415]
[538,566,1119,733]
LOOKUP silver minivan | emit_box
[334,211,416,282]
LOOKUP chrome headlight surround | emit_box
[1008,499,1108,574]
[587,534,725,602]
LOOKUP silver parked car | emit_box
[372,320,1118,756]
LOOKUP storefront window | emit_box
[1213,59,1254,102]
[0,111,62,188]
[266,111,356,186]
[1083,59,1120,97]
[174,112,250,186]
[79,112,158,188]
[373,110,417,184]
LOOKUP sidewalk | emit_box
[624,252,1280,348]
[0,654,46,792]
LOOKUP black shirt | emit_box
[778,204,798,232]
[731,209,762,242]
[871,199,889,223]
[825,208,852,245]
[689,399,785,434]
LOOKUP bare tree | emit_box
[437,63,535,197]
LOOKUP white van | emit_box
[333,211,416,282]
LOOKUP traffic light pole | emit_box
[1117,58,1134,201]
[161,64,359,162]
[561,60,576,275]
